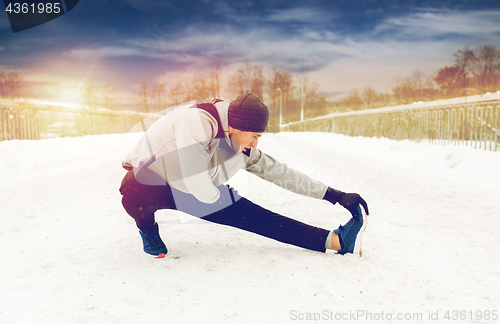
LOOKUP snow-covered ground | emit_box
[1,132,499,324]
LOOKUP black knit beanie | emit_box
[228,93,269,132]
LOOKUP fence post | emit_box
[495,104,499,151]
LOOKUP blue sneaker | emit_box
[139,223,168,257]
[334,204,368,256]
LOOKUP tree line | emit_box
[128,44,500,130]
[336,44,500,111]
[129,63,329,132]
[2,44,499,130]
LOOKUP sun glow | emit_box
[57,88,84,108]
[28,87,84,108]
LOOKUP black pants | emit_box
[120,169,330,253]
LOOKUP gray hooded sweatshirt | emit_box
[122,99,328,204]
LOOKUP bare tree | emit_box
[269,66,294,129]
[0,71,26,99]
[336,86,392,112]
[158,83,167,111]
[302,78,328,118]
[434,66,462,98]
[151,83,158,111]
[392,70,438,104]
[229,65,252,96]
[207,61,224,98]
[136,82,149,113]
[341,89,363,110]
[453,47,476,95]
[470,45,500,92]
[228,64,265,99]
[170,79,191,105]
[151,82,167,112]
[83,82,97,109]
[362,86,377,109]
[251,66,264,99]
[191,76,212,103]
[102,84,115,110]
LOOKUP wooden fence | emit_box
[281,93,500,151]
[0,99,147,141]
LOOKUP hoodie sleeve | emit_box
[243,148,328,199]
[174,109,221,204]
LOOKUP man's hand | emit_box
[212,185,240,207]
[323,187,369,217]
[338,192,369,216]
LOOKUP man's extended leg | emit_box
[201,196,331,253]
[198,188,367,255]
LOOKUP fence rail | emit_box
[281,93,500,151]
[1,99,148,141]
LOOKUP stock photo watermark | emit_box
[4,0,79,33]
[289,309,499,322]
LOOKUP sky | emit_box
[1,0,500,108]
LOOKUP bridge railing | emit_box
[280,92,500,151]
[0,99,148,141]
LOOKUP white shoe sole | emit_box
[352,205,368,256]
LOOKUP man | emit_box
[120,93,369,258]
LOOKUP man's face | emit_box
[230,129,263,152]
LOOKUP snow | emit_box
[1,131,499,323]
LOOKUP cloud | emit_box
[118,0,178,12]
[62,6,500,99]
[64,25,343,73]
[67,7,500,63]
[264,7,335,24]
[373,9,500,42]
[66,46,143,59]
